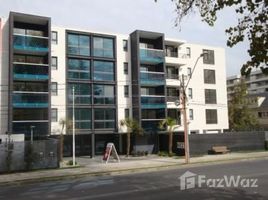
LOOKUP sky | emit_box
[0,0,250,76]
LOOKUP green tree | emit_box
[120,118,143,157]
[228,78,259,131]
[159,117,178,156]
[155,0,268,75]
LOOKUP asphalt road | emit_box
[1,159,268,200]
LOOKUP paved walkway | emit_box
[0,151,267,185]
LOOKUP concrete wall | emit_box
[0,139,59,173]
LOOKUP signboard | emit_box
[102,143,120,164]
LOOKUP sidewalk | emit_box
[0,151,267,185]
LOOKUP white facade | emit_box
[0,18,229,136]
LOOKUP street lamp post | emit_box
[72,86,76,166]
[180,53,204,164]
[30,126,35,145]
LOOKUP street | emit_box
[0,159,267,200]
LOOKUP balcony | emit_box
[13,34,48,52]
[141,96,166,109]
[13,93,48,108]
[165,51,178,58]
[140,48,164,64]
[13,64,48,81]
[165,53,189,65]
[140,72,165,85]
[166,73,178,80]
[166,96,179,102]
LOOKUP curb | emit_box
[1,155,268,186]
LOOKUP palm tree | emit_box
[120,118,143,157]
[159,117,177,156]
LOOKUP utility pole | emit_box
[180,53,205,164]
[30,126,35,145]
[72,86,76,166]
[181,75,190,164]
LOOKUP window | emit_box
[258,112,268,118]
[68,59,90,80]
[123,40,128,51]
[124,62,128,75]
[51,108,57,122]
[166,66,178,79]
[167,88,179,102]
[67,34,90,56]
[206,109,218,124]
[52,57,57,70]
[204,69,216,84]
[187,68,192,78]
[68,83,91,104]
[203,49,215,65]
[188,88,193,99]
[68,108,91,129]
[93,37,114,58]
[124,85,129,97]
[186,47,191,58]
[93,61,114,81]
[189,109,193,120]
[165,45,177,57]
[125,109,129,118]
[205,89,217,104]
[51,82,57,95]
[52,31,58,44]
[94,109,115,129]
[94,85,115,104]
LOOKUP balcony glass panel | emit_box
[13,35,48,52]
[94,85,115,104]
[68,83,91,105]
[140,48,164,63]
[140,72,165,85]
[141,96,166,109]
[68,108,91,129]
[13,93,48,108]
[13,64,48,80]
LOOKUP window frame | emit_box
[52,31,58,44]
[204,69,216,84]
[123,39,128,51]
[206,109,218,124]
[124,85,129,97]
[124,62,128,75]
[51,56,58,70]
[51,108,58,122]
[205,89,217,104]
[51,82,58,96]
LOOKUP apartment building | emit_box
[227,71,268,130]
[0,12,229,155]
[227,70,268,99]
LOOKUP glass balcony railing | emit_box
[141,96,166,109]
[13,93,48,108]
[140,72,165,85]
[140,48,164,63]
[13,34,48,52]
[13,64,49,80]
